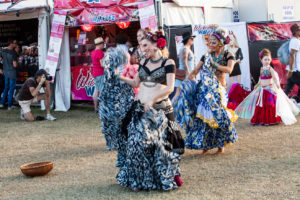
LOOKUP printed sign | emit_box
[71,66,95,101]
[44,10,67,79]
[283,0,295,21]
[175,36,183,56]
[55,0,146,9]
[138,0,157,30]
[192,22,251,90]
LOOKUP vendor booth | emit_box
[0,0,51,87]
[53,0,155,111]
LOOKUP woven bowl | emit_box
[20,161,53,177]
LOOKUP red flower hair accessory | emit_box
[151,35,158,42]
[157,38,166,49]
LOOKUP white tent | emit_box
[161,0,233,25]
[0,0,51,74]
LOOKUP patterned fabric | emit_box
[250,89,281,125]
[116,101,181,191]
[121,64,139,98]
[98,47,135,167]
[236,67,299,125]
[99,47,182,190]
[173,54,238,150]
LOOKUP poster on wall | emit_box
[71,66,94,101]
[44,10,67,79]
[138,0,157,30]
[247,22,300,42]
[282,0,295,21]
[175,36,184,56]
[192,22,251,90]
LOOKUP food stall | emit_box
[53,0,156,111]
[0,0,51,86]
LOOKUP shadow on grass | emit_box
[7,145,110,167]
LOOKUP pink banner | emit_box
[138,0,157,30]
[44,10,67,79]
[247,22,300,42]
[72,6,138,25]
[71,66,95,101]
[55,0,146,9]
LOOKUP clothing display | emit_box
[229,48,243,77]
[235,66,299,125]
[173,54,238,150]
[227,83,251,110]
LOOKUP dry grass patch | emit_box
[0,107,299,200]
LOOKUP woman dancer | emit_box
[128,29,146,64]
[173,28,238,154]
[228,34,243,90]
[100,30,184,191]
[172,32,195,103]
[235,49,299,125]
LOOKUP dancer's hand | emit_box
[144,100,154,112]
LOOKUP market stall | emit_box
[0,0,51,86]
[53,0,156,111]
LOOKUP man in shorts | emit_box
[91,37,105,112]
[18,69,56,121]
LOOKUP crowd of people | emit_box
[89,23,300,191]
[0,39,56,121]
[1,22,300,191]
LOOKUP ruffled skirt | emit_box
[250,89,281,125]
[173,79,238,150]
[116,101,182,191]
[235,86,299,125]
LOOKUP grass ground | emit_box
[0,107,299,200]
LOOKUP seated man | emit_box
[18,69,56,121]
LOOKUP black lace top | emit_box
[138,59,175,85]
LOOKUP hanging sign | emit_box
[44,10,67,79]
[54,0,147,9]
[138,0,157,30]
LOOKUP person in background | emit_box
[171,32,195,103]
[128,29,149,66]
[0,62,4,98]
[285,24,300,101]
[18,69,56,121]
[173,28,237,154]
[121,48,140,98]
[91,37,105,113]
[0,39,18,110]
[236,49,299,125]
[228,34,243,90]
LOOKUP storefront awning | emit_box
[54,0,148,10]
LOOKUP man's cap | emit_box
[182,32,196,43]
[94,37,104,45]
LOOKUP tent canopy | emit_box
[171,0,233,8]
[0,0,51,12]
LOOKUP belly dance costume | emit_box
[173,52,238,150]
[99,53,185,190]
[235,66,299,125]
